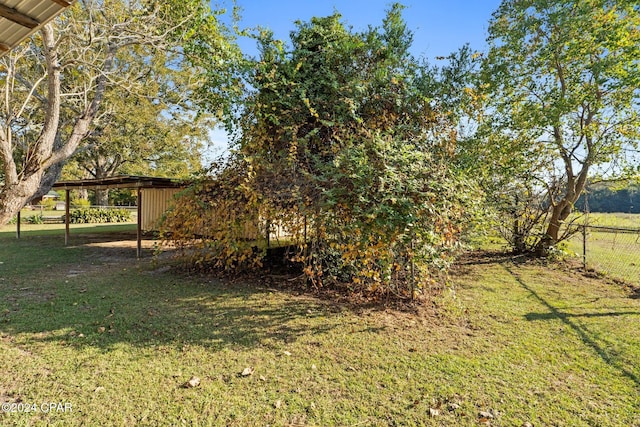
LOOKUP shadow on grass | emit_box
[0,285,332,350]
[0,231,338,353]
[503,264,640,389]
[524,311,640,321]
[0,276,337,353]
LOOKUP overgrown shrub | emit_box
[160,163,267,271]
[492,182,583,254]
[9,214,43,224]
[69,208,131,224]
[28,215,45,224]
[160,8,481,299]
[71,199,91,209]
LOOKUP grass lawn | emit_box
[565,213,640,285]
[0,226,639,426]
[582,213,640,229]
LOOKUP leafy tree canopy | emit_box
[482,0,640,253]
[0,0,242,224]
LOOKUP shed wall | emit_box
[141,188,181,231]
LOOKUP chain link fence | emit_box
[570,225,640,285]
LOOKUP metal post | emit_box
[410,238,415,301]
[137,188,142,258]
[582,225,587,270]
[65,189,70,246]
[16,209,20,239]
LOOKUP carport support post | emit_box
[137,188,142,258]
[65,189,70,245]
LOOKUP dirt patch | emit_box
[625,284,640,299]
[6,287,56,305]
[0,388,20,404]
[68,236,177,266]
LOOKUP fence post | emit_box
[410,237,415,301]
[303,215,308,257]
[266,219,271,249]
[16,209,21,239]
[582,224,587,270]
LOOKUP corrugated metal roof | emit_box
[0,0,74,57]
[52,175,190,190]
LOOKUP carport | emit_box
[45,176,186,258]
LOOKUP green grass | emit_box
[582,212,640,229]
[18,208,61,217]
[564,213,640,285]
[1,227,639,426]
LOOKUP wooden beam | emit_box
[137,188,142,258]
[49,0,72,7]
[65,189,70,245]
[0,4,40,29]
[0,43,9,52]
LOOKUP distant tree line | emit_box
[576,184,640,214]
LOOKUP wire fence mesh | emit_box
[569,225,640,285]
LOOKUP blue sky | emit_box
[231,0,501,58]
[208,0,502,156]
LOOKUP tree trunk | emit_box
[28,162,65,205]
[93,163,110,206]
[95,189,110,207]
[0,23,113,227]
[536,172,589,256]
[536,209,562,256]
[0,173,44,225]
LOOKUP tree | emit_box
[67,72,213,206]
[484,0,640,254]
[163,4,479,296]
[0,0,240,224]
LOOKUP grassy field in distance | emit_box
[573,212,640,228]
[565,213,640,285]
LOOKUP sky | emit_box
[231,0,501,58]
[207,0,502,156]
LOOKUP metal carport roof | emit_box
[52,175,187,191]
[0,0,74,57]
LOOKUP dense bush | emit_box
[71,199,91,209]
[28,215,45,224]
[9,214,48,224]
[160,8,481,299]
[69,208,131,224]
[41,198,57,210]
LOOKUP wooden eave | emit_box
[52,175,189,191]
[0,0,75,58]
